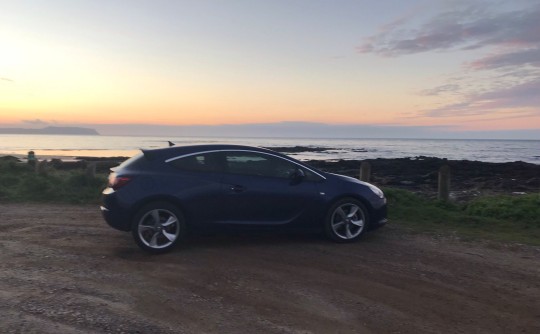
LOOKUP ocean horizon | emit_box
[0,134,539,164]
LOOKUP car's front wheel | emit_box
[131,202,186,253]
[324,198,368,242]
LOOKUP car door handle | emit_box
[230,185,246,193]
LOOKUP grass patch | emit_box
[384,188,540,245]
[1,159,539,245]
[0,160,107,204]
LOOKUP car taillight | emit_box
[108,174,132,190]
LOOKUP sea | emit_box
[0,134,539,164]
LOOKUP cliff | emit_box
[0,126,99,135]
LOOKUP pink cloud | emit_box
[358,4,540,56]
[359,2,540,120]
[470,48,540,70]
[422,78,540,118]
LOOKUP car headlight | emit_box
[367,184,385,199]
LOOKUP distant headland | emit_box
[0,126,99,135]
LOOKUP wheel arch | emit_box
[324,194,373,226]
[128,195,190,226]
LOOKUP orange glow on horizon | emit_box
[2,0,540,142]
[2,94,539,131]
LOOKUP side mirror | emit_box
[290,168,305,184]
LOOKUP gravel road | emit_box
[1,203,539,333]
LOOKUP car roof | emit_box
[142,144,283,161]
[140,144,326,179]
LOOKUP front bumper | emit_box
[370,218,388,230]
[367,201,387,230]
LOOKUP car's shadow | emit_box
[186,230,325,248]
[113,229,385,261]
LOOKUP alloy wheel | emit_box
[330,203,365,240]
[137,209,180,249]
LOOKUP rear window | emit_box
[115,152,145,170]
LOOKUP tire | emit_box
[131,201,186,254]
[324,197,369,243]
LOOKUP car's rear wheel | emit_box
[131,202,186,253]
[324,198,368,242]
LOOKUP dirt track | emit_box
[1,204,539,333]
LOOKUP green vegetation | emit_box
[0,159,107,204]
[385,188,540,245]
[1,158,539,245]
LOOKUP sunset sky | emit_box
[1,0,539,138]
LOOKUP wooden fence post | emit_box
[438,165,451,201]
[35,160,48,176]
[359,161,371,182]
[86,162,96,179]
[27,151,36,167]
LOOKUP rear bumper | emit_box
[100,205,131,232]
[101,189,132,232]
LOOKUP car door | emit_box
[167,152,228,226]
[218,150,323,227]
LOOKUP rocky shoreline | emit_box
[308,157,540,199]
[3,152,538,199]
[262,146,539,198]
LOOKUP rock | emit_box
[308,157,540,196]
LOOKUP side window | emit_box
[225,152,297,179]
[169,152,224,173]
[303,169,323,182]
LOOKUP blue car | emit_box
[101,145,387,253]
